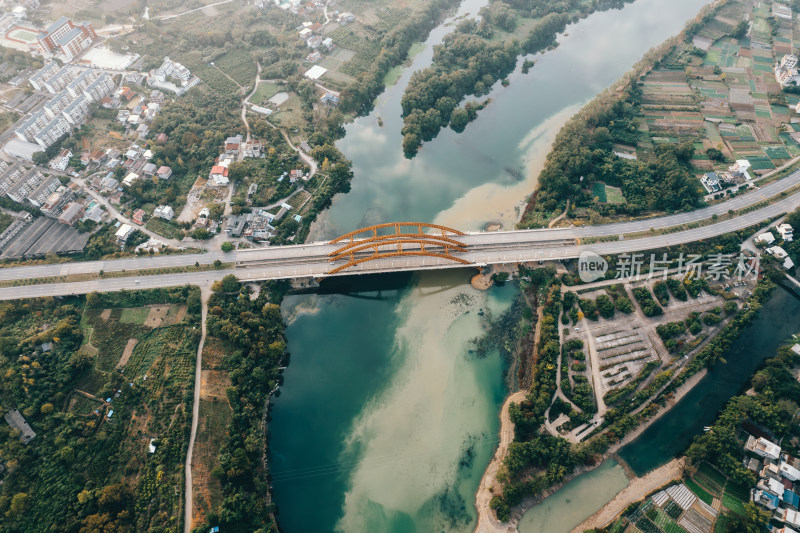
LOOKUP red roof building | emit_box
[132,208,146,225]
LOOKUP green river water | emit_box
[269,0,717,531]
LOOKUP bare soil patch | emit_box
[116,338,139,369]
[100,309,112,321]
[170,305,187,325]
[200,370,231,400]
[144,305,171,328]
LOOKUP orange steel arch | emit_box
[325,222,472,276]
[329,222,466,244]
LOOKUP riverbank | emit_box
[482,366,708,530]
[571,458,686,532]
[474,390,528,533]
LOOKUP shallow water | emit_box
[517,461,630,533]
[271,272,514,532]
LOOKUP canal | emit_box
[618,286,800,475]
[269,0,713,531]
[516,286,800,533]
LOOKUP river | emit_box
[269,0,712,531]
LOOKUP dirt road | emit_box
[184,284,211,533]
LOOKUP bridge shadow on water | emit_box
[290,267,480,300]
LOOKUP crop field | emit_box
[269,93,309,142]
[721,483,748,516]
[592,182,606,202]
[179,52,239,94]
[288,189,312,210]
[214,49,257,87]
[329,26,383,76]
[696,462,726,493]
[145,217,185,240]
[83,308,151,372]
[124,325,195,380]
[252,81,282,105]
[120,306,150,324]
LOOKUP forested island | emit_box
[399,0,642,157]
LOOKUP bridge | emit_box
[1,169,800,299]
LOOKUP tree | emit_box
[450,107,469,133]
[221,274,239,293]
[731,20,749,39]
[402,133,420,158]
[7,492,29,517]
[191,228,211,240]
[221,241,234,252]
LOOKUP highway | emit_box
[0,168,799,299]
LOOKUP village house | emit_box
[40,185,74,217]
[746,435,782,460]
[244,140,262,158]
[156,165,172,180]
[153,205,174,221]
[307,35,323,49]
[122,172,140,187]
[778,223,794,242]
[4,408,35,444]
[776,54,800,87]
[766,246,795,270]
[321,92,339,106]
[209,165,229,187]
[132,208,146,225]
[225,135,243,154]
[755,232,776,245]
[142,162,157,177]
[115,223,134,243]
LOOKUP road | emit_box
[159,0,235,20]
[74,174,188,248]
[2,169,800,297]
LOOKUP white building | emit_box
[778,508,800,529]
[115,223,134,243]
[122,172,140,186]
[766,246,795,270]
[778,223,794,242]
[42,90,73,119]
[755,232,775,245]
[83,73,115,102]
[746,435,781,460]
[65,70,94,98]
[776,55,800,87]
[28,62,60,91]
[781,461,800,482]
[304,65,327,80]
[49,148,72,171]
[153,205,174,221]
[729,159,752,181]
[32,115,70,148]
[2,139,43,161]
[61,94,89,125]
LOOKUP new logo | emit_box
[578,251,608,283]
